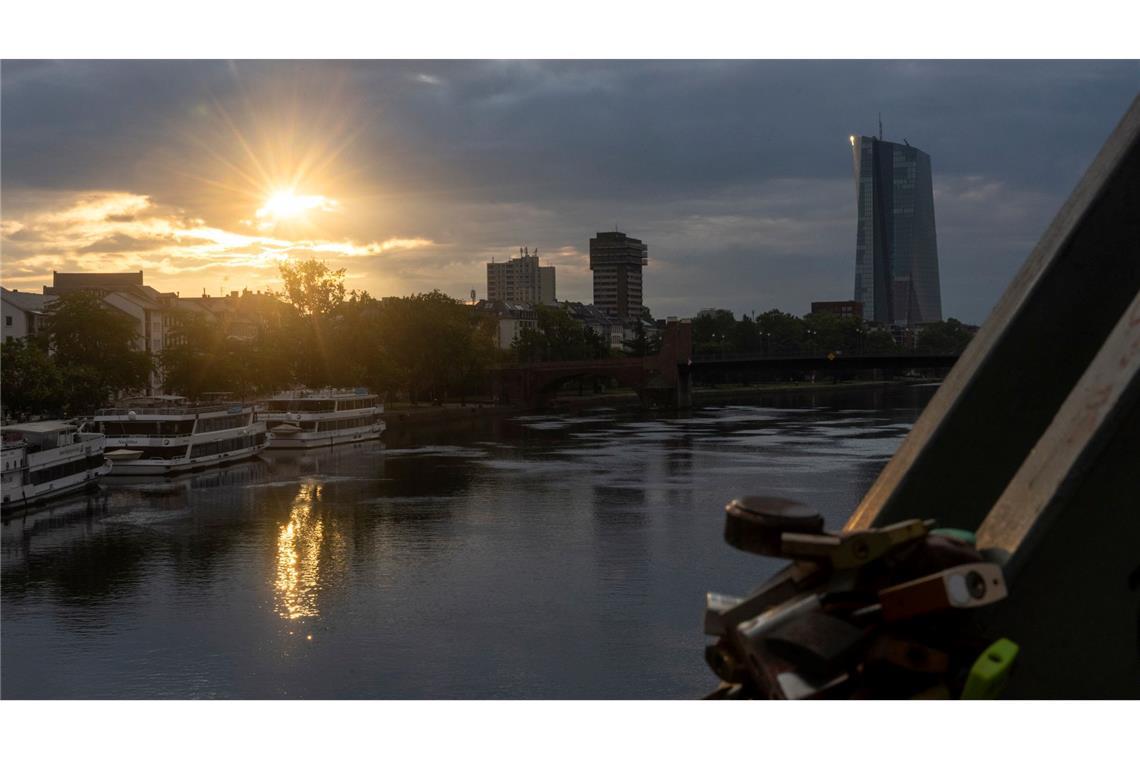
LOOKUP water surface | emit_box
[1,385,935,698]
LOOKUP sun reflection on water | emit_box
[274,481,326,620]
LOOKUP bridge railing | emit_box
[692,349,962,362]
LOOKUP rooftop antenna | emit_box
[878,112,883,141]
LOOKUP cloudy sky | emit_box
[2,60,1137,323]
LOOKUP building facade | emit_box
[486,249,556,305]
[473,300,540,350]
[1,288,54,343]
[560,301,626,352]
[851,136,942,327]
[811,300,864,320]
[589,231,647,322]
[43,271,180,393]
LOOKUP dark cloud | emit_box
[2,60,1138,322]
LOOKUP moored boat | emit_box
[1,421,112,509]
[92,396,267,476]
[261,388,385,449]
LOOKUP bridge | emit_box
[493,321,960,409]
[691,351,959,375]
[493,320,695,409]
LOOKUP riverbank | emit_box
[383,378,936,431]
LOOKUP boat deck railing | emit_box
[95,404,248,417]
[265,388,375,400]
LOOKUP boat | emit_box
[1,421,112,509]
[260,388,385,449]
[91,396,268,476]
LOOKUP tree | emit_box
[755,310,804,356]
[513,304,608,363]
[275,258,350,388]
[1,338,63,419]
[41,291,151,408]
[370,291,498,404]
[915,319,976,354]
[278,258,346,318]
[623,319,661,357]
[161,312,288,399]
[692,309,737,354]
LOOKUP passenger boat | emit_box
[92,396,268,476]
[261,388,385,449]
[1,421,112,509]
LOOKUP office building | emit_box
[851,135,942,326]
[811,300,864,320]
[589,231,647,322]
[486,248,556,305]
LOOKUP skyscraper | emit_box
[486,248,556,305]
[589,231,648,321]
[851,135,942,326]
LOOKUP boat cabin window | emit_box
[195,414,249,433]
[29,453,107,485]
[335,397,376,411]
[266,399,337,412]
[189,432,266,458]
[99,420,195,437]
[314,413,378,432]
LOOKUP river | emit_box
[0,384,937,698]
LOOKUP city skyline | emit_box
[3,60,1138,323]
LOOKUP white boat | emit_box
[261,388,385,449]
[1,421,112,509]
[92,396,268,476]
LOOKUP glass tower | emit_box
[851,135,942,326]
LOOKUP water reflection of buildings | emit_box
[273,480,348,621]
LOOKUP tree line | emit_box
[147,261,504,407]
[1,259,977,420]
[690,308,976,357]
[1,261,495,418]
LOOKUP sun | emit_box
[256,189,337,224]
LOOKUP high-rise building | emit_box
[589,231,648,322]
[486,248,556,305]
[850,135,942,326]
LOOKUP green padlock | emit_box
[961,638,1019,699]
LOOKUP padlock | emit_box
[704,592,743,637]
[763,609,869,676]
[878,562,1007,622]
[961,638,1019,699]
[706,561,827,636]
[704,642,748,683]
[775,670,851,700]
[723,496,824,557]
[865,635,950,675]
[734,593,823,691]
[781,519,932,569]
